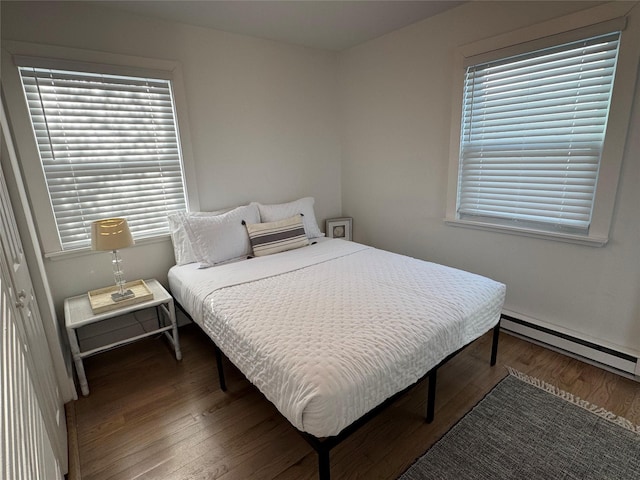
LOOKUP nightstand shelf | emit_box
[64,278,182,396]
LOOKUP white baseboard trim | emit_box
[500,313,639,380]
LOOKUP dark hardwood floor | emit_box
[70,323,640,479]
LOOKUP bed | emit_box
[166,198,506,479]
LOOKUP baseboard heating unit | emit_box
[500,313,640,379]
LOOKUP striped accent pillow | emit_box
[244,214,310,257]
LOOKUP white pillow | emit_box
[185,204,260,267]
[255,197,323,239]
[167,210,227,265]
[167,212,193,265]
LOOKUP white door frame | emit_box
[1,94,71,475]
[0,94,75,402]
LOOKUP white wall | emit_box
[339,1,640,356]
[1,2,342,314]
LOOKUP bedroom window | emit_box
[457,32,620,236]
[17,65,188,251]
[446,12,639,246]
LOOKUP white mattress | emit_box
[169,239,505,437]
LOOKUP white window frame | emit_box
[1,41,200,257]
[445,5,640,246]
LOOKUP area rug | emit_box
[399,368,640,479]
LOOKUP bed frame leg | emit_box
[426,368,437,423]
[213,344,227,392]
[318,448,331,480]
[490,321,500,366]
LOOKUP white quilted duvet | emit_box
[168,239,505,437]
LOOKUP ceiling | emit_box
[99,1,465,51]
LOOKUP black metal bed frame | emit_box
[176,301,501,480]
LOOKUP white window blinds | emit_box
[18,66,187,250]
[458,32,620,232]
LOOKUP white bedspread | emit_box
[169,239,505,437]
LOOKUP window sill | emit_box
[443,218,608,247]
[44,235,172,261]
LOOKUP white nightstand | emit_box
[64,278,182,396]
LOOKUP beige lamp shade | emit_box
[91,218,134,251]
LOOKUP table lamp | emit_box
[91,217,135,302]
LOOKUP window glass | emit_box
[457,32,620,234]
[18,66,187,250]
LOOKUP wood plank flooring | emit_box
[71,324,640,479]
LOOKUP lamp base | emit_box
[111,288,135,302]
